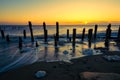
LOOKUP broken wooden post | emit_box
[1,30,5,39]
[6,35,10,42]
[88,29,93,48]
[81,28,85,41]
[54,34,57,47]
[23,30,26,39]
[94,24,98,41]
[72,29,76,47]
[56,22,59,41]
[28,21,34,42]
[117,26,120,41]
[19,37,22,49]
[67,29,69,41]
[44,29,48,43]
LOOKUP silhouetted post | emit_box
[44,29,48,43]
[81,28,85,41]
[19,37,22,49]
[28,21,34,42]
[67,29,69,41]
[72,29,76,47]
[43,22,48,43]
[94,24,98,40]
[56,22,59,41]
[6,35,10,42]
[54,35,57,47]
[105,24,111,47]
[43,22,46,31]
[88,29,93,48]
[117,26,120,41]
[23,30,26,39]
[1,30,5,39]
[36,41,39,47]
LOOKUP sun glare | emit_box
[84,21,88,25]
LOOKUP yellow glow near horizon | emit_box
[0,0,120,25]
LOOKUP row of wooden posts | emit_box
[0,22,120,49]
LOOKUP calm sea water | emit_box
[0,25,119,37]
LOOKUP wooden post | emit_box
[54,35,57,47]
[28,21,34,42]
[81,28,85,41]
[67,29,69,41]
[105,24,111,47]
[72,29,76,47]
[19,37,22,49]
[43,22,48,43]
[6,35,10,42]
[1,30,5,39]
[88,29,93,48]
[56,22,59,41]
[94,24,98,40]
[44,29,48,43]
[23,30,26,39]
[117,26,120,41]
[43,22,46,31]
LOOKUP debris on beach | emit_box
[35,71,46,78]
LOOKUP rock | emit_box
[35,71,46,78]
[80,72,120,80]
[63,50,69,55]
[82,49,94,55]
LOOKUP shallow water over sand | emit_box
[0,25,120,73]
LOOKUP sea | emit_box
[0,25,120,73]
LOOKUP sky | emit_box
[0,0,120,25]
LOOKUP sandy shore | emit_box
[0,51,120,80]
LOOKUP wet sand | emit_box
[0,50,120,80]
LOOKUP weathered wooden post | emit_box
[105,24,111,47]
[88,29,93,48]
[43,22,46,31]
[19,37,22,49]
[81,28,85,41]
[117,26,120,41]
[54,34,57,47]
[44,29,48,43]
[56,22,59,41]
[94,24,98,41]
[1,30,5,39]
[67,29,69,41]
[43,22,48,43]
[23,30,26,39]
[72,29,76,47]
[6,35,10,42]
[28,21,34,42]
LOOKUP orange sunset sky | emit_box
[0,0,120,25]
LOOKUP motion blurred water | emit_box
[0,25,119,73]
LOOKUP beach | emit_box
[0,50,120,80]
[0,24,120,80]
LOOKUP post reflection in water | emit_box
[54,47,59,58]
[72,46,76,57]
[43,46,48,61]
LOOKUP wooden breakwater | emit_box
[0,22,120,50]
